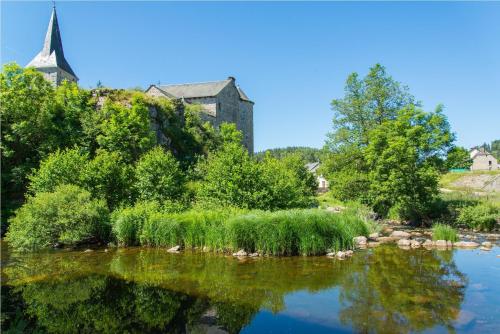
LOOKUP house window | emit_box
[489,161,492,166]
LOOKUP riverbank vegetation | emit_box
[431,224,458,242]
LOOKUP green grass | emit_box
[432,224,458,242]
[111,206,370,256]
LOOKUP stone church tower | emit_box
[26,6,78,86]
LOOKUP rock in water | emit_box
[167,245,181,253]
[422,239,434,247]
[435,240,448,248]
[336,251,346,259]
[390,231,411,239]
[233,249,247,257]
[481,241,492,248]
[353,236,367,246]
[368,233,380,241]
[410,240,421,248]
[397,239,411,247]
[453,241,480,248]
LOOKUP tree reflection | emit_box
[338,247,467,334]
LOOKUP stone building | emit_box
[470,147,499,171]
[26,6,78,86]
[146,77,254,153]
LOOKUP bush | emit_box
[457,203,499,231]
[6,185,109,250]
[135,147,184,203]
[432,224,458,242]
[111,201,161,246]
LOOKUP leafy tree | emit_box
[259,153,317,209]
[490,139,500,159]
[326,63,418,150]
[445,146,472,170]
[255,146,324,163]
[196,140,264,209]
[5,184,109,250]
[135,146,184,203]
[96,94,156,162]
[365,106,454,220]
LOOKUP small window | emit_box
[489,161,492,166]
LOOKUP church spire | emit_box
[26,4,78,85]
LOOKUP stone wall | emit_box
[471,155,499,171]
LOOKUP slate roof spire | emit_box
[27,4,78,82]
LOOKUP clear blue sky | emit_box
[2,1,499,152]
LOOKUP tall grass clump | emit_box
[110,204,370,255]
[432,224,458,242]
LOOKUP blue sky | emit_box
[2,1,499,152]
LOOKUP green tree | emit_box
[259,153,317,209]
[365,106,454,220]
[5,184,109,250]
[196,141,264,209]
[96,94,156,162]
[135,146,184,203]
[445,146,472,170]
[326,63,418,150]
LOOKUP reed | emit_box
[111,206,369,255]
[432,224,458,242]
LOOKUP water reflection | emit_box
[1,244,470,333]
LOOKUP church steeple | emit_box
[26,5,78,85]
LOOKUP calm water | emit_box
[1,242,500,333]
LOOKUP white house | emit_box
[305,162,329,192]
[470,147,499,171]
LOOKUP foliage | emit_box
[111,203,368,255]
[135,146,185,203]
[254,146,324,163]
[259,153,318,209]
[196,139,264,209]
[95,94,156,162]
[28,148,134,210]
[322,64,454,222]
[445,146,472,170]
[5,184,109,250]
[457,203,499,231]
[432,224,458,242]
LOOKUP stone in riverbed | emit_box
[410,240,421,248]
[336,251,346,259]
[233,249,247,257]
[485,234,500,240]
[248,252,259,257]
[435,240,448,248]
[397,239,411,247]
[326,252,336,257]
[481,241,492,248]
[390,231,411,239]
[353,236,367,246]
[453,241,480,248]
[368,233,380,241]
[422,239,434,247]
[377,236,398,244]
[167,245,181,253]
[345,250,354,257]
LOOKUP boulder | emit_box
[422,239,434,247]
[336,251,346,259]
[397,239,411,247]
[410,240,421,248]
[326,252,336,257]
[353,236,367,246]
[485,234,500,240]
[248,252,260,257]
[435,240,448,247]
[345,250,354,257]
[233,249,247,257]
[377,236,398,244]
[481,241,492,248]
[368,233,380,241]
[390,231,411,239]
[453,241,480,248]
[167,245,181,253]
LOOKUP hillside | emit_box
[440,171,500,197]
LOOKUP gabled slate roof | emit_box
[152,77,253,103]
[26,7,77,79]
[158,79,232,99]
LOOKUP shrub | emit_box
[28,148,88,194]
[432,224,458,242]
[457,203,499,231]
[6,184,109,250]
[111,201,161,246]
[135,146,184,203]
